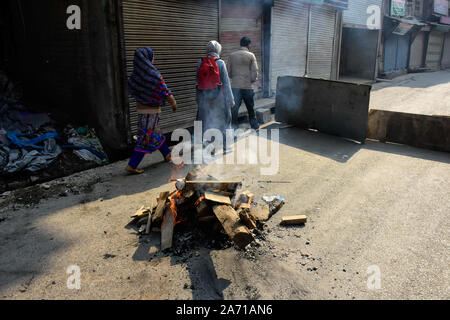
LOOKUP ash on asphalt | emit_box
[137,216,271,263]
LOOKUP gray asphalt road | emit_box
[0,71,449,300]
[0,127,448,300]
[371,70,450,116]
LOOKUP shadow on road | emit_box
[262,123,449,165]
[0,122,447,297]
[129,222,232,300]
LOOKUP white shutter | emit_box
[270,0,309,94]
[343,0,383,28]
[307,5,337,79]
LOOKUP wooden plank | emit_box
[137,216,148,227]
[145,201,155,235]
[280,215,308,226]
[211,190,234,197]
[131,206,151,219]
[196,198,212,217]
[249,206,270,221]
[161,207,175,251]
[239,203,251,210]
[265,198,285,218]
[184,181,242,193]
[152,191,170,223]
[213,205,255,249]
[234,190,253,209]
[205,192,232,205]
[199,215,219,223]
[239,211,257,230]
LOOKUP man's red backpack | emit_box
[197,56,221,90]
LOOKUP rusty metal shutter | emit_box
[122,0,219,134]
[409,31,425,70]
[425,31,444,70]
[220,0,263,93]
[270,0,309,94]
[307,5,337,79]
[441,32,450,69]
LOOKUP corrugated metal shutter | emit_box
[271,0,309,94]
[425,31,444,70]
[409,31,425,70]
[384,33,410,72]
[122,0,219,134]
[396,34,409,70]
[441,32,450,69]
[324,0,349,10]
[384,34,397,72]
[343,0,383,28]
[307,5,337,79]
[221,0,263,93]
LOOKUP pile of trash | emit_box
[0,71,108,182]
[129,166,298,252]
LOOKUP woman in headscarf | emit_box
[125,47,178,174]
[196,41,234,151]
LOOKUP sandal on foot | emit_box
[125,166,144,175]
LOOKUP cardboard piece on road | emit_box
[213,205,254,249]
[161,207,175,251]
[205,192,232,205]
[280,215,308,226]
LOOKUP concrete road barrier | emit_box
[368,109,450,153]
[275,76,371,143]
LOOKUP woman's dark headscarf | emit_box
[128,47,165,105]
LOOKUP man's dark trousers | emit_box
[231,88,259,130]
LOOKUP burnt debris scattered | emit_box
[129,166,298,253]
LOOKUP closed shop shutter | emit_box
[441,32,450,69]
[122,0,219,134]
[384,33,410,72]
[425,31,444,70]
[271,0,309,94]
[343,0,383,28]
[396,34,409,70]
[384,34,397,73]
[221,0,263,93]
[409,31,426,70]
[307,5,337,79]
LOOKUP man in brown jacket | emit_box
[228,37,259,130]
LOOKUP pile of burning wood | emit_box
[130,166,285,251]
